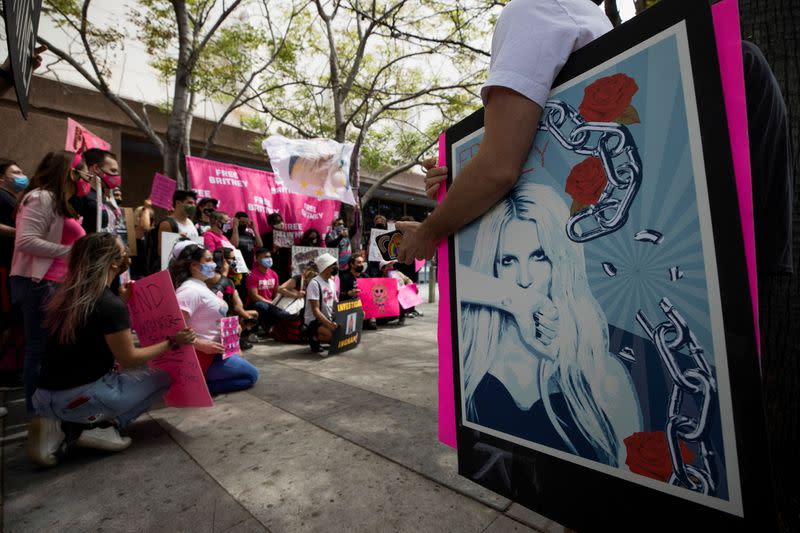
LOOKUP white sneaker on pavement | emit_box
[27,416,65,467]
[76,426,132,452]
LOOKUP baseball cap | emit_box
[379,259,397,269]
[315,253,337,273]
[198,197,219,208]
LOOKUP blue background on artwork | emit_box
[454,34,729,500]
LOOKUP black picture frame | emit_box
[445,0,776,530]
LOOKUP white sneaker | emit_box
[27,416,65,467]
[76,426,132,452]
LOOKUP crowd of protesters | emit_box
[0,147,425,468]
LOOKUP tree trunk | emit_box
[739,1,800,531]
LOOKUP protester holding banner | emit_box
[70,148,119,234]
[207,248,258,351]
[246,248,294,336]
[339,253,377,330]
[28,233,196,467]
[229,211,262,270]
[304,253,339,353]
[171,244,259,394]
[203,211,238,252]
[10,151,87,413]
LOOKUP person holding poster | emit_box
[261,213,291,282]
[338,253,377,330]
[29,233,196,467]
[70,148,120,234]
[171,244,258,395]
[156,190,199,253]
[304,254,339,353]
[396,0,611,263]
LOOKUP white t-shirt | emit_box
[481,0,612,108]
[304,275,338,325]
[174,217,199,239]
[177,278,229,342]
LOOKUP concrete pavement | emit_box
[2,292,566,533]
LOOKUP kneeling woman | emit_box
[171,244,259,395]
[29,233,196,467]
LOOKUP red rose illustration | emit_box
[623,431,696,482]
[565,156,608,207]
[579,73,639,122]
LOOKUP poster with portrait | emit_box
[328,299,364,354]
[446,1,773,530]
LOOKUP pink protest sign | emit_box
[220,316,240,360]
[712,0,760,354]
[414,259,426,273]
[150,172,177,210]
[127,271,212,408]
[185,155,341,242]
[398,283,424,310]
[357,278,400,319]
[65,118,111,167]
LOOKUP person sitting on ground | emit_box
[269,266,317,343]
[378,259,410,326]
[304,253,339,353]
[171,244,258,394]
[246,248,294,337]
[28,232,195,467]
[203,211,238,253]
[338,253,376,330]
[207,248,259,351]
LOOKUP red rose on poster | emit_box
[623,431,696,482]
[579,73,639,123]
[565,156,608,206]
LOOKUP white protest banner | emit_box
[291,246,330,276]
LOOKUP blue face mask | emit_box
[11,175,29,192]
[260,257,273,269]
[199,262,217,279]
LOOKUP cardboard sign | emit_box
[368,228,392,262]
[291,246,330,276]
[127,271,212,408]
[375,230,402,261]
[220,316,240,360]
[398,283,424,310]
[160,232,204,271]
[356,278,399,319]
[149,172,177,210]
[273,229,295,248]
[232,248,250,274]
[65,118,111,168]
[2,0,43,118]
[328,299,364,354]
[273,294,304,316]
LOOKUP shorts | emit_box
[306,320,322,339]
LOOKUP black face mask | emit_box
[330,267,339,276]
[374,223,387,230]
[355,264,365,274]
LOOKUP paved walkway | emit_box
[1,293,565,533]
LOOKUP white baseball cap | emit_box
[314,253,337,273]
[379,259,397,269]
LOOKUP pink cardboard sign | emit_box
[398,283,424,310]
[711,0,760,355]
[357,278,400,319]
[65,118,111,168]
[127,271,213,408]
[150,172,177,210]
[186,155,341,242]
[220,316,240,360]
[414,259,426,273]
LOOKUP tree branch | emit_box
[360,135,437,205]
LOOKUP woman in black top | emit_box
[28,233,195,467]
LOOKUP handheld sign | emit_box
[149,173,177,210]
[1,0,43,119]
[220,317,240,360]
[328,299,364,354]
[375,230,403,262]
[127,271,212,408]
[357,278,399,319]
[291,246,329,276]
[273,229,295,249]
[398,283,424,310]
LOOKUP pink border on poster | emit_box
[711,0,760,355]
[220,316,240,360]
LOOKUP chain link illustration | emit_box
[538,100,643,243]
[635,297,718,495]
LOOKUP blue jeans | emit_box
[32,368,171,428]
[249,301,294,330]
[10,276,55,414]
[206,355,259,395]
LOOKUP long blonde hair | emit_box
[462,182,619,465]
[45,233,124,344]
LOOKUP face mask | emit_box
[228,260,238,271]
[355,264,365,274]
[260,257,273,269]
[102,172,122,189]
[182,204,197,218]
[75,175,92,197]
[199,262,217,279]
[11,175,29,191]
[330,267,339,276]
[375,223,387,230]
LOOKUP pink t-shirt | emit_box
[246,267,279,304]
[44,218,86,282]
[203,231,234,252]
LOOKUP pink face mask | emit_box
[102,172,122,189]
[74,173,92,197]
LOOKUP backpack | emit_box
[143,217,179,276]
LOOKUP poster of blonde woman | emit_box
[446,1,773,530]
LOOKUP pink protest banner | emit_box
[127,271,212,408]
[65,118,111,167]
[414,259,426,273]
[149,172,177,210]
[435,132,457,449]
[220,316,240,360]
[398,283,424,310]
[712,0,760,355]
[357,278,400,319]
[186,155,340,241]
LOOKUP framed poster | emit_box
[446,0,774,530]
[328,299,364,354]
